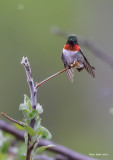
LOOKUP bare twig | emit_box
[1,112,23,127]
[0,120,98,160]
[36,68,68,88]
[0,120,24,140]
[36,61,81,88]
[30,138,38,150]
[51,26,113,69]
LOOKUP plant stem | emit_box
[36,67,68,88]
[26,148,31,160]
[1,112,23,127]
[21,57,37,110]
[21,57,37,128]
[21,57,38,160]
[26,134,31,160]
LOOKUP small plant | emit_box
[19,95,54,159]
[1,57,61,160]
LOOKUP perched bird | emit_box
[62,34,95,82]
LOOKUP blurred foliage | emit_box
[0,131,10,153]
[0,130,15,160]
[0,0,113,159]
[0,130,26,160]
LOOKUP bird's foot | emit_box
[71,61,80,68]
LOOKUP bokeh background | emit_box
[0,0,113,159]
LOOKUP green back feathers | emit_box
[67,34,77,42]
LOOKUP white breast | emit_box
[62,48,78,66]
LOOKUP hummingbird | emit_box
[62,34,95,82]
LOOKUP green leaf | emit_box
[36,103,43,114]
[35,144,55,153]
[0,131,10,153]
[22,109,31,121]
[34,117,41,131]
[14,124,24,130]
[24,95,32,110]
[36,126,52,140]
[0,131,9,148]
[22,123,36,136]
[19,95,32,111]
[19,104,27,110]
[24,94,30,103]
[29,110,38,119]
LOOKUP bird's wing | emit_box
[66,68,74,83]
[79,49,95,78]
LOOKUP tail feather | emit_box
[66,68,74,83]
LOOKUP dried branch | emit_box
[1,112,23,127]
[34,155,55,160]
[51,26,113,69]
[34,154,68,160]
[36,67,68,88]
[0,120,98,160]
[36,62,80,88]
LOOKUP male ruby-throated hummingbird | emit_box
[62,34,95,82]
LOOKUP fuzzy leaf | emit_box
[35,144,55,153]
[36,103,43,114]
[22,109,31,122]
[22,123,36,136]
[24,95,32,110]
[29,110,38,119]
[24,94,30,103]
[19,95,32,113]
[14,124,24,130]
[34,117,41,131]
[36,126,52,140]
[19,104,27,110]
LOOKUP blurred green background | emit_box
[0,0,113,159]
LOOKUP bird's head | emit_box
[67,34,78,46]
